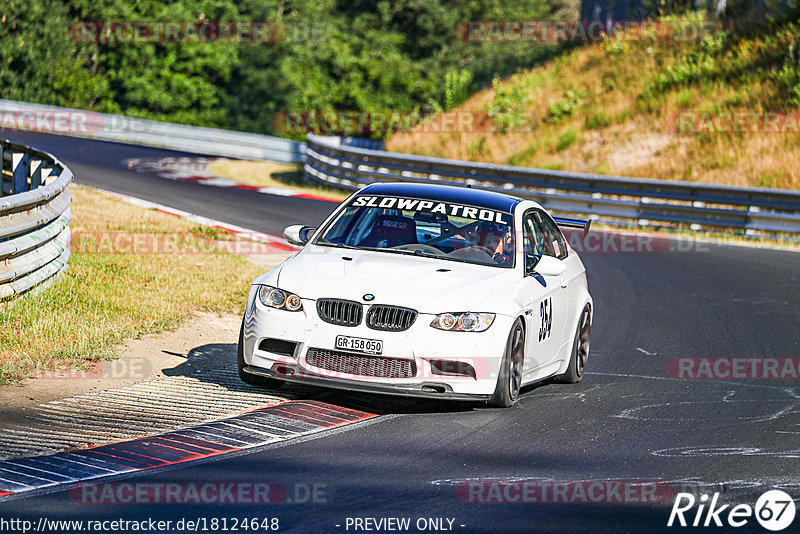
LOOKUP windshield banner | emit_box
[351,196,510,225]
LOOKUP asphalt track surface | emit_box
[2,131,800,533]
[3,131,334,236]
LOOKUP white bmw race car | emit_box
[238,182,593,407]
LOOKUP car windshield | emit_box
[316,195,515,268]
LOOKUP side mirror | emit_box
[283,225,317,246]
[527,255,566,277]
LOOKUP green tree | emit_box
[0,0,109,108]
[67,0,241,125]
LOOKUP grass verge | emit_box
[387,13,800,190]
[207,160,351,200]
[0,185,264,386]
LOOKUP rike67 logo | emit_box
[668,490,795,531]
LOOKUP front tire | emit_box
[237,322,285,389]
[489,318,525,407]
[554,305,591,384]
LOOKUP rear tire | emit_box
[489,318,525,408]
[237,322,285,389]
[554,305,591,384]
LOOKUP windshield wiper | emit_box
[318,241,359,250]
[409,249,445,259]
[364,247,473,264]
[358,246,417,256]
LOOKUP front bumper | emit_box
[243,364,492,401]
[242,287,512,399]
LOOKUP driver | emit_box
[474,222,513,265]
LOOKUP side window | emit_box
[523,210,568,265]
[523,212,549,273]
[538,212,568,260]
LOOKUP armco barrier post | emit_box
[0,139,73,300]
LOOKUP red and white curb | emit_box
[97,188,300,253]
[0,400,376,501]
[125,157,341,202]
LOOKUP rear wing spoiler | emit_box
[554,216,592,234]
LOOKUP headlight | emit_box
[258,285,303,312]
[431,312,495,332]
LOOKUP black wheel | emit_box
[554,305,591,384]
[237,322,285,389]
[489,318,525,408]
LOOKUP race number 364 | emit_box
[538,297,552,342]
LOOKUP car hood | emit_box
[258,245,518,314]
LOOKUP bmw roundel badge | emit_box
[363,294,375,302]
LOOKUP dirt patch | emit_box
[0,241,294,426]
[0,312,245,426]
[606,132,676,173]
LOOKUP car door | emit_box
[521,209,570,375]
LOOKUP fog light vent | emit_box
[429,360,477,380]
[258,338,297,357]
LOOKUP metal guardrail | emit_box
[304,134,800,235]
[0,99,305,164]
[1,139,72,300]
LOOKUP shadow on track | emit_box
[172,342,551,417]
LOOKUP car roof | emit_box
[356,182,523,212]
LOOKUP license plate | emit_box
[335,335,383,355]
